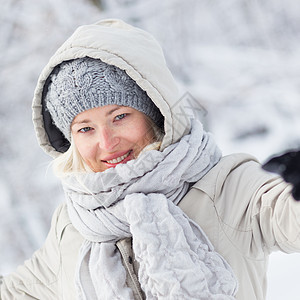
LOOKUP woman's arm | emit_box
[258,177,300,253]
[0,204,65,299]
[217,156,300,254]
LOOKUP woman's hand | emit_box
[263,150,300,200]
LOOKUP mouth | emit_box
[102,150,133,167]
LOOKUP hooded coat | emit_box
[1,19,300,300]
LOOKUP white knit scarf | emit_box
[63,120,238,299]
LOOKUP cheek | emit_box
[74,138,97,162]
[132,122,154,146]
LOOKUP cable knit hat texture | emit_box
[45,57,164,141]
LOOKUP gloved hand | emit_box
[262,150,300,200]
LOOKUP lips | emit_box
[102,150,133,166]
[106,151,131,164]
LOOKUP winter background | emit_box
[1,0,300,299]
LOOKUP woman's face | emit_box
[71,105,156,172]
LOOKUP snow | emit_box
[1,0,300,298]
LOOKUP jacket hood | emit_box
[32,19,191,158]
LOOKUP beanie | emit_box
[45,57,164,141]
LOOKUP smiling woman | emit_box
[70,105,158,172]
[46,57,164,174]
[1,18,300,300]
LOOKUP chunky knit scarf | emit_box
[63,120,238,299]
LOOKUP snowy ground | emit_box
[1,0,300,298]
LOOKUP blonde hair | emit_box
[52,116,164,178]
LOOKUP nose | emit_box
[98,126,120,151]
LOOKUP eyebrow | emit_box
[72,119,91,126]
[71,106,123,127]
[106,106,123,116]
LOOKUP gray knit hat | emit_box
[45,57,164,141]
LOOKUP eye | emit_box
[78,127,92,133]
[114,113,127,121]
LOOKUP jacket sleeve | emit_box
[217,155,300,254]
[0,203,66,299]
[256,175,300,253]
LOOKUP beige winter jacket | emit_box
[1,154,299,300]
[1,19,300,300]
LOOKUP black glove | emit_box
[262,150,300,201]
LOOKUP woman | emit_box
[1,19,299,300]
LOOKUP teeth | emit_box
[106,151,131,164]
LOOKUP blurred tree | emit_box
[88,0,102,9]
